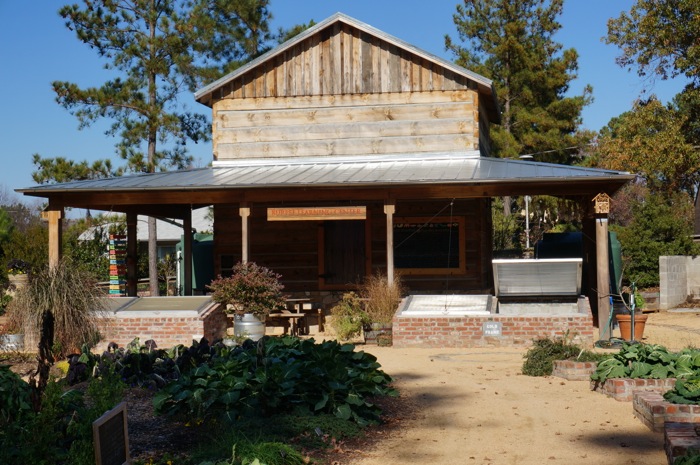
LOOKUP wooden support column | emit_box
[41,209,63,269]
[126,213,138,297]
[596,217,611,340]
[593,193,612,340]
[240,203,250,263]
[183,212,193,295]
[384,200,395,285]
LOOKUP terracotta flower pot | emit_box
[616,313,648,341]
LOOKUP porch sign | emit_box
[267,206,366,221]
[93,401,130,465]
[483,321,502,336]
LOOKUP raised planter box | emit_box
[634,390,700,432]
[552,360,598,381]
[591,377,677,402]
[666,422,700,465]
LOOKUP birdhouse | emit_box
[593,193,611,214]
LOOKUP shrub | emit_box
[329,292,368,341]
[522,335,604,376]
[612,192,700,288]
[361,273,404,325]
[207,262,286,318]
[7,257,108,358]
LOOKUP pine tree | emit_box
[445,0,592,163]
[52,0,274,295]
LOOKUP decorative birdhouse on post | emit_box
[593,193,611,215]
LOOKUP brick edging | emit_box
[552,360,597,381]
[591,377,677,402]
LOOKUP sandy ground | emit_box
[349,309,700,465]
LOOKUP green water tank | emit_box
[609,231,622,296]
[176,233,214,295]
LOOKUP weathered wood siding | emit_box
[213,91,479,159]
[209,24,478,100]
[209,22,484,160]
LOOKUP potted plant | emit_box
[207,261,286,341]
[0,308,24,351]
[6,259,30,291]
[615,284,647,342]
[329,291,369,342]
[361,273,405,346]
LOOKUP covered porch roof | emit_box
[17,152,634,216]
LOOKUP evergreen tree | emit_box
[31,155,121,184]
[52,0,274,295]
[446,0,592,163]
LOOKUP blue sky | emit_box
[0,1,688,204]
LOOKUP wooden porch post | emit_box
[42,209,63,269]
[240,203,250,263]
[384,200,395,285]
[594,193,612,340]
[183,212,193,295]
[126,213,138,297]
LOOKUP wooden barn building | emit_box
[19,13,632,348]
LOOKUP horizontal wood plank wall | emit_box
[213,91,478,160]
[214,204,323,291]
[214,200,491,294]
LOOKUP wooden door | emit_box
[321,220,366,287]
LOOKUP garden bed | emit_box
[551,360,598,381]
[633,391,700,433]
[666,422,700,465]
[591,377,677,402]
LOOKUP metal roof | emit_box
[17,152,633,195]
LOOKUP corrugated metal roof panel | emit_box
[17,152,632,194]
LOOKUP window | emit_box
[393,217,465,274]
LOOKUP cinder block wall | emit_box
[688,256,700,298]
[659,255,700,309]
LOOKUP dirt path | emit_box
[350,309,700,465]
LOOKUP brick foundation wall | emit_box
[391,314,595,348]
[591,378,677,402]
[666,422,700,465]
[552,360,598,381]
[98,303,228,350]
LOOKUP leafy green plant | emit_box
[0,365,32,426]
[674,449,700,465]
[329,292,368,341]
[153,336,396,426]
[664,375,700,405]
[591,343,700,383]
[0,371,123,465]
[522,335,606,377]
[207,262,286,318]
[197,441,305,465]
